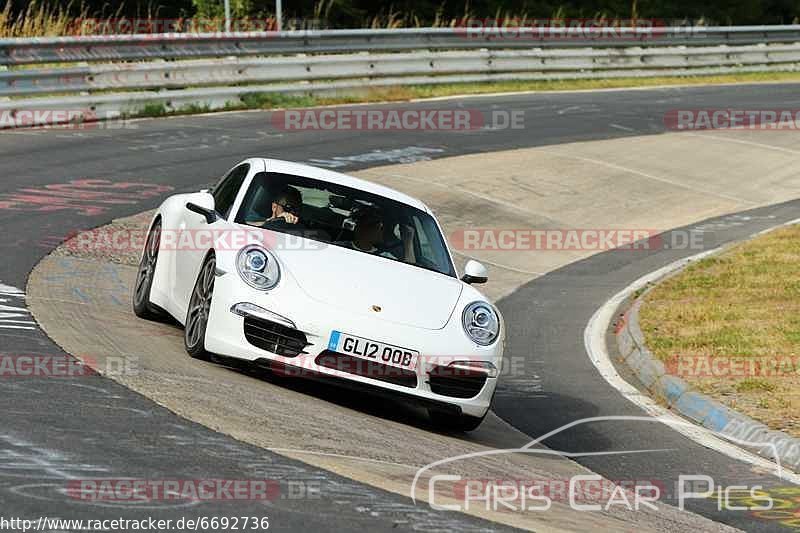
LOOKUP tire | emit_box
[132,220,165,320]
[184,253,216,361]
[428,408,486,432]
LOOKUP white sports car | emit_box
[133,158,504,431]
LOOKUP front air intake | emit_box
[243,316,310,357]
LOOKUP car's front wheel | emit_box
[428,408,486,432]
[133,220,165,320]
[184,253,216,361]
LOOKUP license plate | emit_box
[328,331,419,371]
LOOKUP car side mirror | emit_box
[461,259,488,284]
[186,202,217,224]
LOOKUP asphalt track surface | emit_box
[2,82,800,531]
[496,200,800,532]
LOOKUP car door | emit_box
[174,163,250,319]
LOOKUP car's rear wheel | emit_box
[428,408,486,432]
[133,220,165,320]
[184,254,215,361]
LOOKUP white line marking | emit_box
[557,105,582,115]
[610,123,635,132]
[542,150,757,206]
[0,130,42,136]
[385,173,560,222]
[0,282,33,332]
[583,237,800,484]
[451,250,544,277]
[0,283,24,297]
[687,132,800,156]
[268,448,422,470]
[752,217,800,237]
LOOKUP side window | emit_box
[212,164,249,218]
[412,215,434,260]
[411,214,452,275]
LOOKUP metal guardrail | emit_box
[4,44,800,97]
[3,26,800,64]
[1,26,799,127]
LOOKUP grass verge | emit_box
[639,224,800,437]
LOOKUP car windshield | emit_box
[235,172,456,277]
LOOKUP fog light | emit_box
[231,303,296,329]
[447,360,498,378]
[231,302,266,317]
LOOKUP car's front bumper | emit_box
[204,271,504,418]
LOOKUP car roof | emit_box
[261,158,430,213]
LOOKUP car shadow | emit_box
[493,386,613,452]
[140,320,608,447]
[208,353,489,437]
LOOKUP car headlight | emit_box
[236,245,280,291]
[462,302,500,346]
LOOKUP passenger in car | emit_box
[345,209,416,263]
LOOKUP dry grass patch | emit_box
[640,225,800,437]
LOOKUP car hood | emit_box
[276,240,463,330]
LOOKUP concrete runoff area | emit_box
[354,128,800,300]
[28,127,800,530]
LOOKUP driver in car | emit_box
[263,186,304,231]
[347,209,416,263]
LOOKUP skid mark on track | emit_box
[0,179,173,217]
[126,130,282,153]
[307,146,445,168]
[0,434,109,480]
